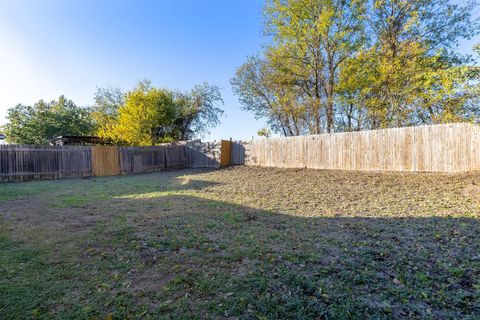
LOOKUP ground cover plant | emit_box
[1,166,479,319]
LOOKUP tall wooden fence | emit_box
[3,123,476,182]
[0,142,241,182]
[119,146,186,174]
[183,140,222,168]
[0,145,92,181]
[246,123,480,173]
[182,140,247,168]
[0,145,188,182]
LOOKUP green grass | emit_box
[1,167,479,319]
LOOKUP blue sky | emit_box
[0,0,478,140]
[0,0,266,140]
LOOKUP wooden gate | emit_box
[92,146,120,176]
[220,140,231,167]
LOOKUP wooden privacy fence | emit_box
[0,145,92,181]
[7,123,477,181]
[0,144,188,182]
[246,123,480,173]
[183,140,222,168]
[119,146,185,174]
[0,141,243,182]
[182,140,246,168]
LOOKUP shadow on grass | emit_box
[1,189,479,319]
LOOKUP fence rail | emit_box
[246,123,480,173]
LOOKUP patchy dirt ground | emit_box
[1,166,479,319]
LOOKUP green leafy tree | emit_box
[266,0,366,133]
[233,0,480,134]
[338,0,480,129]
[104,81,176,146]
[4,96,94,144]
[257,127,272,138]
[172,83,224,140]
[91,86,124,139]
[233,0,366,134]
[102,81,224,145]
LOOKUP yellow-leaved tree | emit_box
[102,81,176,146]
[232,0,480,135]
[93,80,224,145]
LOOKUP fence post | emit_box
[163,147,168,169]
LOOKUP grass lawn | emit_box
[1,166,480,319]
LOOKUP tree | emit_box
[101,81,224,145]
[257,127,272,138]
[233,0,366,135]
[4,96,94,144]
[171,83,224,140]
[267,0,366,133]
[339,0,480,129]
[91,86,124,139]
[233,0,480,135]
[103,81,176,146]
[231,56,308,136]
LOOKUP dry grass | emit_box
[193,167,480,217]
[1,166,479,319]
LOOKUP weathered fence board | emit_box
[0,145,92,181]
[231,141,247,165]
[119,145,186,174]
[183,140,221,168]
[0,145,187,182]
[246,123,480,173]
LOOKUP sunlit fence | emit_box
[246,123,480,173]
[2,123,478,182]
